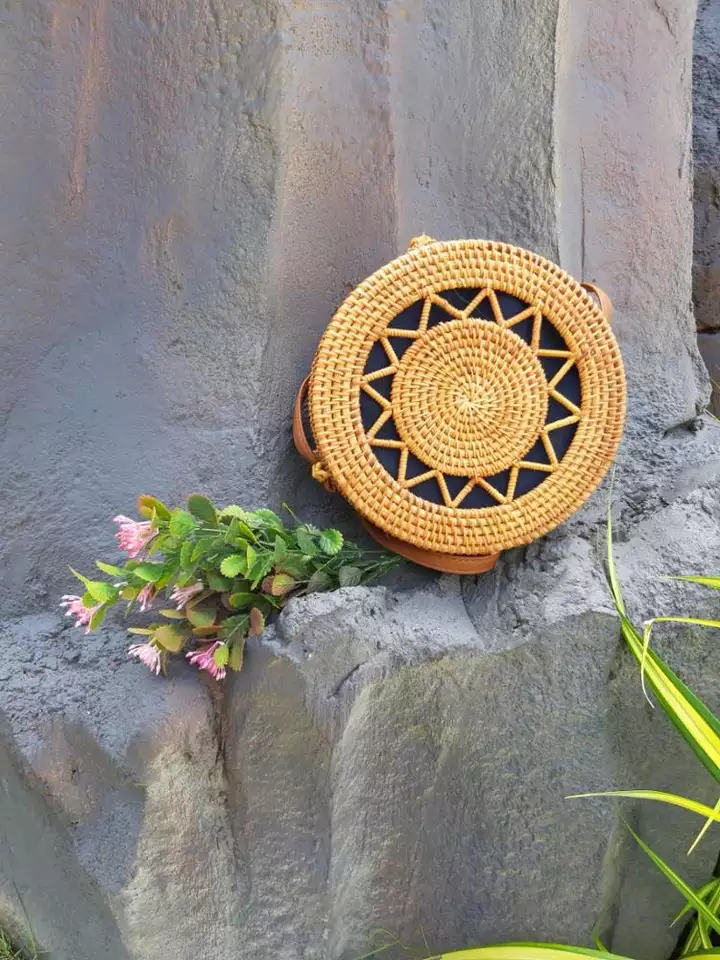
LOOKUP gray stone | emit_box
[0,716,129,960]
[698,332,720,415]
[694,0,720,331]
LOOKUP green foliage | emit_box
[0,929,35,960]
[425,948,717,960]
[571,505,720,955]
[65,495,400,681]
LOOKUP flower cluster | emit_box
[62,494,400,681]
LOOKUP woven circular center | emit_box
[391,319,548,476]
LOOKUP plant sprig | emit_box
[60,494,400,680]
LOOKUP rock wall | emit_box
[694,0,720,412]
[1,1,719,959]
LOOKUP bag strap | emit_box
[581,282,613,322]
[292,377,335,491]
[361,519,500,574]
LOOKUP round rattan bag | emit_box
[293,236,626,574]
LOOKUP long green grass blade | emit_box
[429,945,720,960]
[683,881,720,955]
[641,618,720,706]
[672,878,719,925]
[591,935,608,953]
[619,613,720,781]
[624,822,720,937]
[567,790,720,823]
[432,947,633,960]
[606,512,720,778]
[673,576,720,592]
[688,796,720,856]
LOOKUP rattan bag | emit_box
[293,236,626,573]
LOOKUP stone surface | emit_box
[0,1,717,959]
[694,0,720,331]
[698,332,720,416]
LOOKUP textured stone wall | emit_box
[694,0,720,412]
[2,1,719,959]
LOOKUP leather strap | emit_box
[292,377,335,491]
[581,282,613,323]
[361,520,500,574]
[292,376,316,465]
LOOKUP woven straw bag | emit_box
[293,236,626,573]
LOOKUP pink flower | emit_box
[186,642,226,680]
[113,515,156,558]
[60,594,100,633]
[128,642,162,675]
[170,582,203,610]
[137,583,154,612]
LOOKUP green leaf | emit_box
[205,571,234,592]
[191,542,207,564]
[127,627,154,635]
[606,506,720,783]
[249,607,265,637]
[192,625,221,638]
[95,561,127,578]
[218,505,250,521]
[185,600,217,628]
[273,536,289,564]
[567,789,720,824]
[624,613,720,782]
[89,605,107,630]
[223,517,240,544]
[229,636,247,672]
[159,608,187,620]
[70,566,92,589]
[673,575,720,592]
[180,541,194,569]
[623,820,720,937]
[307,570,333,593]
[672,878,719,925]
[268,574,297,597]
[86,581,119,603]
[338,565,362,587]
[137,495,172,521]
[220,554,247,578]
[249,554,274,590]
[235,520,257,542]
[222,514,255,543]
[152,624,189,653]
[296,528,318,557]
[433,946,638,960]
[222,614,249,641]
[228,592,255,610]
[187,493,217,525]
[641,617,720,705]
[276,555,310,580]
[213,644,229,668]
[252,508,284,530]
[246,544,257,571]
[169,511,196,538]
[688,795,720,856]
[319,529,343,556]
[132,562,167,583]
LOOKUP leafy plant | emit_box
[423,505,720,959]
[0,925,37,960]
[423,948,718,960]
[566,506,720,953]
[61,495,400,680]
